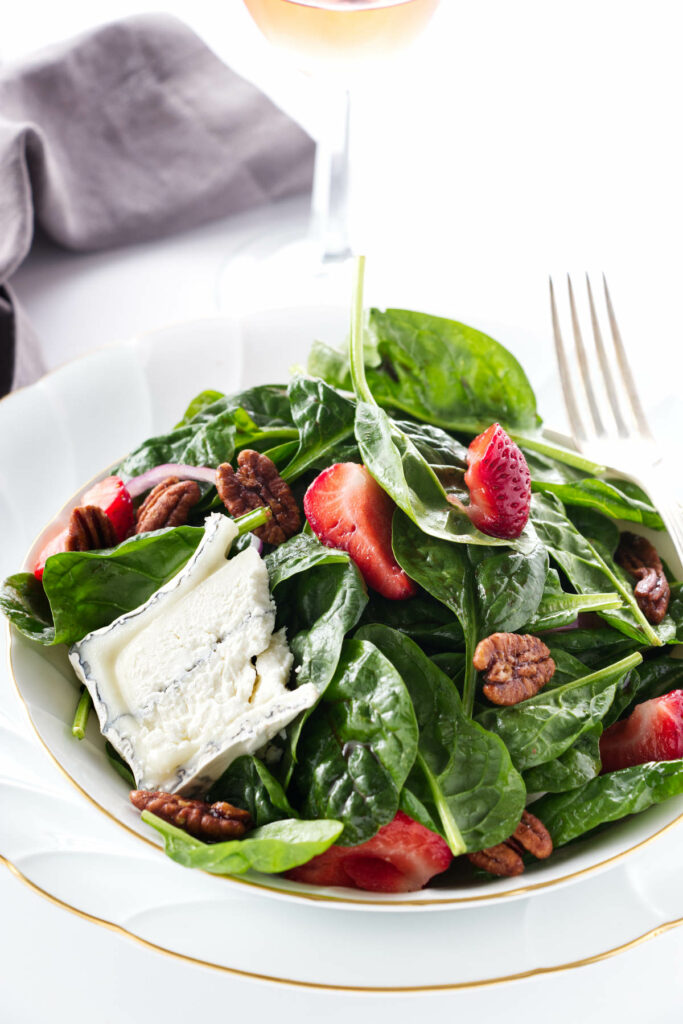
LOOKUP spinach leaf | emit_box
[176,389,225,427]
[392,511,546,710]
[394,420,468,469]
[530,760,683,847]
[190,385,295,429]
[266,532,352,590]
[117,411,243,479]
[358,625,525,853]
[477,653,642,771]
[542,627,639,668]
[469,539,548,635]
[521,568,621,632]
[0,573,55,644]
[533,478,664,530]
[363,308,538,433]
[523,725,602,794]
[36,527,204,646]
[355,402,525,549]
[281,375,357,482]
[143,813,343,874]
[669,583,683,641]
[118,385,298,479]
[358,591,464,652]
[266,535,368,782]
[291,637,419,845]
[347,264,528,551]
[209,756,297,827]
[392,509,478,714]
[430,652,467,682]
[567,507,620,556]
[530,493,671,647]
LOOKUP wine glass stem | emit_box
[310,85,352,264]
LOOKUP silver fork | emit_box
[549,274,683,561]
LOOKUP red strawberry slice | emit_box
[303,463,417,600]
[33,475,133,579]
[600,690,683,773]
[286,811,452,893]
[81,476,134,541]
[464,423,531,539]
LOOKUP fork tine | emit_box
[602,275,653,440]
[549,277,586,442]
[567,275,606,437]
[585,275,629,439]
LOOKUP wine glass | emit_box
[218,0,439,312]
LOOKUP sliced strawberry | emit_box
[464,423,531,539]
[33,528,70,581]
[600,690,683,773]
[81,476,134,541]
[303,463,417,600]
[33,475,133,579]
[286,811,452,893]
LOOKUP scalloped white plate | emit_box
[1,311,683,984]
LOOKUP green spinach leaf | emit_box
[530,493,670,646]
[281,375,357,482]
[530,759,683,847]
[291,637,419,845]
[523,725,602,793]
[363,308,538,433]
[469,540,548,635]
[357,591,464,652]
[520,568,621,632]
[358,625,525,853]
[0,573,55,644]
[392,509,478,713]
[209,756,297,827]
[143,813,343,874]
[477,652,642,771]
[176,389,226,427]
[38,526,205,645]
[266,535,368,782]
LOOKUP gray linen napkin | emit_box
[0,14,314,395]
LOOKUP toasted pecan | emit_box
[615,531,670,625]
[66,506,117,552]
[135,477,201,534]
[216,450,300,546]
[467,811,553,877]
[130,790,251,841]
[473,632,555,705]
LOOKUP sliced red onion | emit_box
[126,463,217,498]
[250,534,264,555]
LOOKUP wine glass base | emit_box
[216,228,354,316]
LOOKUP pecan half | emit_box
[473,632,555,705]
[216,450,301,546]
[66,506,117,551]
[467,810,553,877]
[135,477,201,534]
[615,531,670,625]
[130,790,251,841]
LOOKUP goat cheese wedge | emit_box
[69,513,317,794]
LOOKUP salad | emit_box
[3,258,683,895]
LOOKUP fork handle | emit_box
[639,468,683,566]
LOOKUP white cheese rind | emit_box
[69,513,316,794]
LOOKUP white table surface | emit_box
[2,2,683,1021]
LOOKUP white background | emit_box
[2,2,683,1021]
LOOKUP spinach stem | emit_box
[416,752,466,856]
[71,688,92,740]
[349,255,375,405]
[235,507,270,535]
